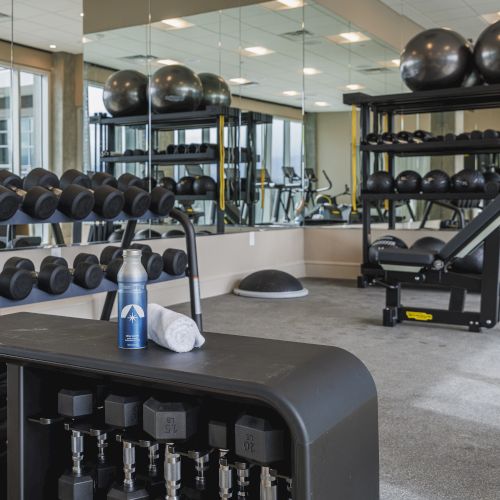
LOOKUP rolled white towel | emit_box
[147,303,205,353]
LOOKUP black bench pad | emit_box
[378,247,436,267]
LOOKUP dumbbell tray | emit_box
[0,312,379,500]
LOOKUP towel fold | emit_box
[147,303,205,353]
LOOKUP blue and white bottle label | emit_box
[118,286,147,349]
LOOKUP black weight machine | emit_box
[374,194,500,332]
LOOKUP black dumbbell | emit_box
[364,133,380,145]
[235,414,286,499]
[396,131,414,144]
[1,256,71,298]
[60,169,125,219]
[483,129,499,140]
[57,389,94,500]
[119,173,174,216]
[91,172,119,188]
[166,144,176,154]
[0,173,20,221]
[380,132,397,144]
[0,169,55,219]
[101,244,162,280]
[444,133,456,142]
[456,132,471,141]
[12,236,42,248]
[76,249,122,283]
[143,397,200,499]
[470,130,483,140]
[163,248,188,276]
[41,254,103,290]
[414,130,433,143]
[23,168,95,220]
[142,177,158,189]
[112,173,151,217]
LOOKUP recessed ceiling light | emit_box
[157,59,180,66]
[49,44,57,49]
[303,67,321,76]
[263,0,304,10]
[80,12,84,17]
[243,46,274,56]
[82,36,92,44]
[230,77,251,85]
[378,58,400,68]
[314,101,329,107]
[283,90,299,96]
[327,32,371,44]
[481,12,500,24]
[160,18,194,29]
[342,83,364,91]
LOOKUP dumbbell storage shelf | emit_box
[90,106,272,233]
[0,312,379,500]
[344,84,500,287]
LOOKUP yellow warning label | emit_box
[406,311,433,321]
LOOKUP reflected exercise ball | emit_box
[103,70,148,117]
[198,73,232,108]
[400,28,473,91]
[150,65,203,113]
[474,21,500,84]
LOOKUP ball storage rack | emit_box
[343,84,500,287]
[90,106,273,233]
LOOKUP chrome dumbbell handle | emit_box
[235,461,250,498]
[187,449,210,489]
[122,441,136,489]
[69,429,84,476]
[219,451,233,500]
[260,467,278,500]
[165,443,181,500]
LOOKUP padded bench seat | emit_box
[378,247,437,267]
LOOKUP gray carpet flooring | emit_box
[172,278,500,500]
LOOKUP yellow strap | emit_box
[351,105,358,212]
[219,115,225,211]
[261,167,265,209]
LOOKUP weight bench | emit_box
[376,194,500,331]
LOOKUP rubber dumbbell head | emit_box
[38,263,71,294]
[105,394,141,428]
[101,246,123,265]
[149,186,175,216]
[60,169,92,190]
[73,261,104,289]
[0,268,33,300]
[123,186,151,217]
[58,389,93,418]
[163,248,188,276]
[4,256,35,271]
[117,173,145,191]
[105,258,123,283]
[92,172,118,189]
[129,244,163,280]
[73,253,99,268]
[41,255,68,269]
[0,185,19,221]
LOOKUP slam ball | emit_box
[400,28,473,91]
[103,70,148,117]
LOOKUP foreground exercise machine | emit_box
[374,195,500,331]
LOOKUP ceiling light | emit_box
[243,46,274,56]
[481,12,500,24]
[343,83,364,91]
[327,32,371,44]
[303,67,321,76]
[283,90,299,96]
[263,0,304,11]
[82,36,92,44]
[80,12,84,17]
[391,58,400,66]
[378,58,400,68]
[49,44,57,49]
[160,18,194,29]
[157,59,180,66]
[314,101,329,107]
[230,77,251,85]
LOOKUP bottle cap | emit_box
[122,249,142,258]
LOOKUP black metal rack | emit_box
[344,84,500,287]
[90,106,272,233]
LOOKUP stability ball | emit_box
[103,70,148,117]
[474,21,500,83]
[400,28,473,91]
[150,65,203,113]
[198,73,232,108]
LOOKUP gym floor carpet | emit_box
[173,278,500,500]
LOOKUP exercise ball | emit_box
[366,171,394,193]
[453,244,484,274]
[474,21,500,83]
[421,170,450,193]
[368,235,407,264]
[150,65,203,113]
[198,73,232,108]
[160,177,177,193]
[233,270,308,299]
[411,236,445,254]
[400,28,473,91]
[176,176,195,195]
[103,70,148,117]
[395,170,422,193]
[193,176,217,195]
[451,169,485,192]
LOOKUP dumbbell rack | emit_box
[344,83,500,287]
[90,106,272,233]
[0,312,379,500]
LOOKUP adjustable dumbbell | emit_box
[23,168,95,220]
[0,256,71,299]
[60,169,125,219]
[92,173,149,217]
[118,173,174,216]
[209,420,234,499]
[57,389,94,500]
[101,245,163,280]
[162,249,188,276]
[41,254,104,290]
[0,169,56,219]
[235,414,286,500]
[105,394,149,499]
[143,397,200,500]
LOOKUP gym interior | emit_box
[0,0,499,499]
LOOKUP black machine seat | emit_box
[378,247,437,267]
